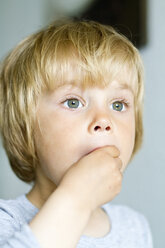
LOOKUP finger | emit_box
[101,145,120,158]
[115,157,123,171]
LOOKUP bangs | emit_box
[41,38,140,97]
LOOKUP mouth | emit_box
[85,145,112,156]
[86,147,102,155]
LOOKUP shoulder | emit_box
[104,203,151,231]
[103,203,153,247]
[0,195,38,243]
[104,203,145,222]
[0,195,38,223]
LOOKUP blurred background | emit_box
[0,0,164,247]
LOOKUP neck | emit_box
[27,173,56,209]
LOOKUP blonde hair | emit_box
[0,19,144,182]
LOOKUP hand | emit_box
[59,146,123,213]
[30,146,122,248]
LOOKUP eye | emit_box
[63,98,83,109]
[111,101,125,112]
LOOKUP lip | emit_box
[85,146,110,156]
[86,147,101,155]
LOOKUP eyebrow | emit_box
[112,83,134,94]
[54,81,135,96]
[54,81,80,89]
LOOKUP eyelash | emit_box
[113,98,130,107]
[61,96,131,111]
[61,96,84,109]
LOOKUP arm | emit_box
[30,146,123,248]
[30,188,91,248]
[0,192,89,248]
[0,210,40,248]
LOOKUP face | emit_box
[34,80,135,189]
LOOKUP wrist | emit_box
[54,186,92,218]
[30,187,91,248]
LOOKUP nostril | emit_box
[94,126,100,131]
[94,125,111,131]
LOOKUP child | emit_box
[0,19,153,248]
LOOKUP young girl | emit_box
[0,19,153,248]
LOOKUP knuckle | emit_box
[111,161,119,172]
[116,177,122,190]
[105,146,120,157]
[116,158,122,169]
[116,172,123,184]
[112,146,120,157]
[96,149,111,162]
[116,185,122,194]
[95,149,105,157]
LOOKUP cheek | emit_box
[118,117,135,168]
[34,113,83,184]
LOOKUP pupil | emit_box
[68,99,79,108]
[113,102,123,111]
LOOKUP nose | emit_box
[88,114,112,134]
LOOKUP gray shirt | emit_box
[0,195,153,248]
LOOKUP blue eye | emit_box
[64,99,83,109]
[112,101,125,111]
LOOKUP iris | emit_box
[112,101,124,111]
